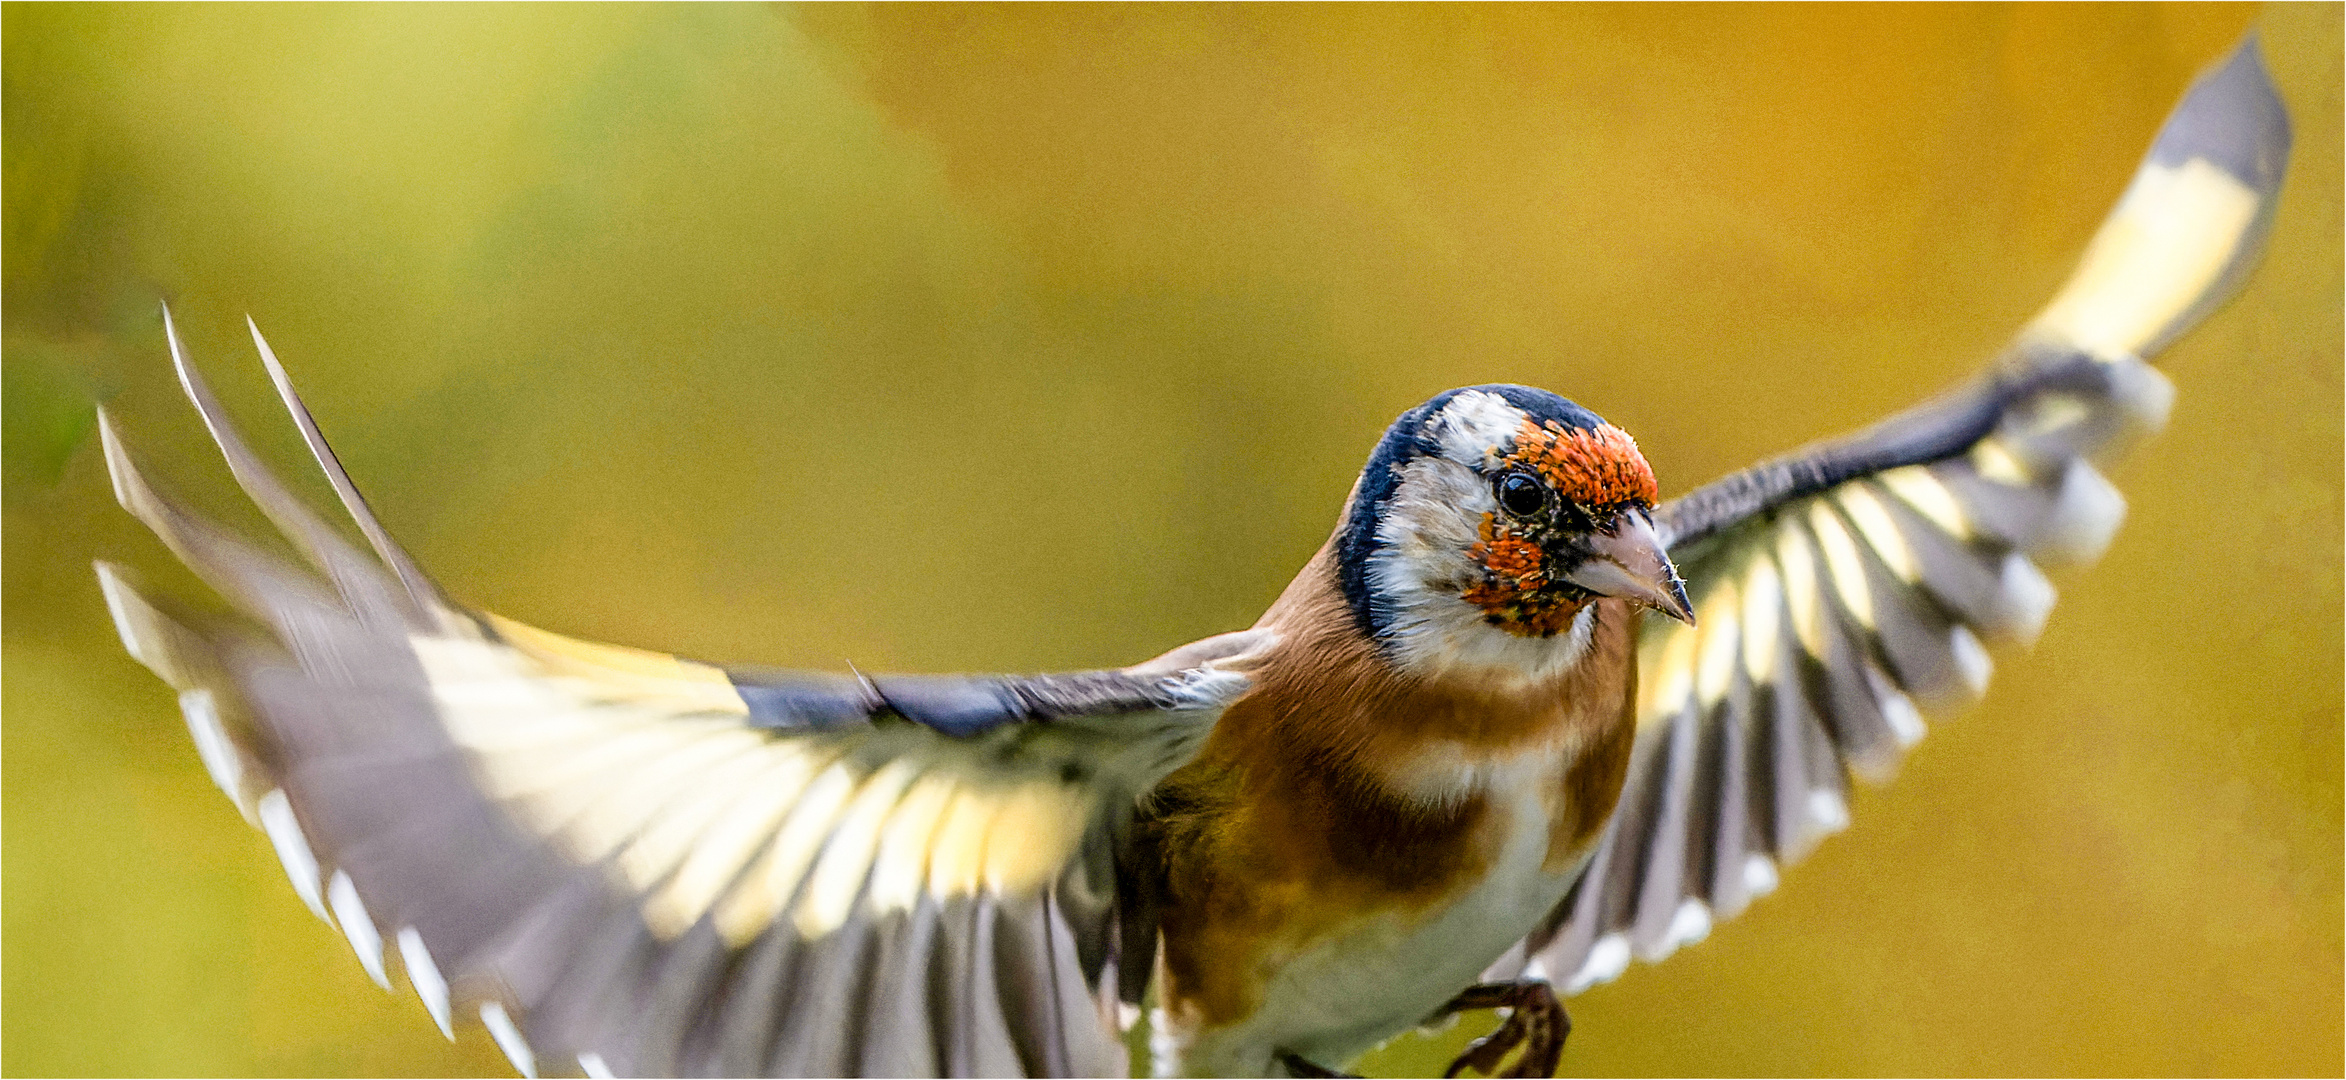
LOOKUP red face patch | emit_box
[1461,515,1582,637]
[1503,419,1656,511]
[1457,419,1656,637]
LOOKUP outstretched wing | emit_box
[98,312,1269,1077]
[1489,36,2292,994]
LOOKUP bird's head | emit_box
[1335,385,1694,681]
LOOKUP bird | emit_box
[94,37,2288,1080]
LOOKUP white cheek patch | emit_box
[1426,389,1528,468]
[1365,457,1490,651]
[1366,455,1598,683]
[1375,456,1492,585]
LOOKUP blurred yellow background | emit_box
[5,4,2337,1076]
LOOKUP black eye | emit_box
[1496,472,1546,517]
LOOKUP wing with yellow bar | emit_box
[1492,35,2292,995]
[97,313,1267,1077]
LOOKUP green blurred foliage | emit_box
[4,4,2337,1076]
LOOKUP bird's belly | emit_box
[1172,782,1587,1077]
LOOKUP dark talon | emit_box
[1431,981,1570,1079]
[1278,1049,1359,1078]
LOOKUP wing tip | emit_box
[92,571,273,815]
[256,789,332,924]
[481,1002,539,1079]
[244,317,452,615]
[1563,933,1631,995]
[2152,33,2293,198]
[397,927,457,1040]
[326,870,394,990]
[2031,459,2127,567]
[94,405,141,518]
[95,560,173,680]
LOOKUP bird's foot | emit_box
[1433,980,1569,1079]
[1277,1049,1359,1078]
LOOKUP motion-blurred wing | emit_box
[98,313,1267,1077]
[1491,36,2290,994]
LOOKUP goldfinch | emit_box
[96,36,2288,1080]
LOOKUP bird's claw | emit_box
[1436,981,1569,1079]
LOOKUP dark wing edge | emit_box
[96,313,1266,1077]
[1488,35,2292,994]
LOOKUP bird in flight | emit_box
[96,37,2288,1080]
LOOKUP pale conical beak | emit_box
[1563,509,1695,625]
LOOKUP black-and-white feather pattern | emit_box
[97,313,1268,1077]
[1488,36,2292,995]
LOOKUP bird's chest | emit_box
[1153,594,1640,1075]
[1163,752,1601,1076]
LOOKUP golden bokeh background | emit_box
[5,4,2338,1076]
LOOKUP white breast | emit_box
[1167,759,1589,1077]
